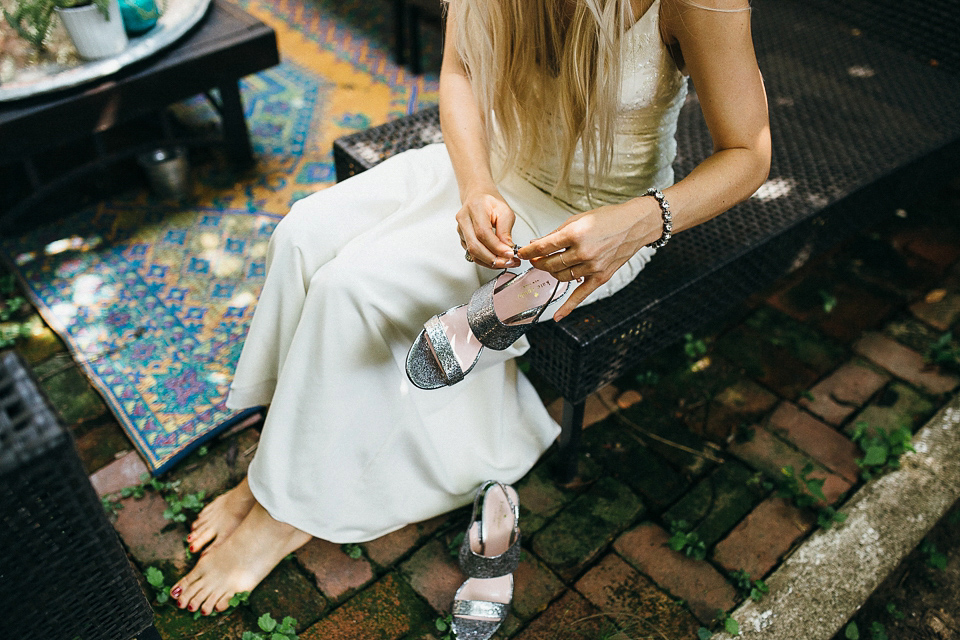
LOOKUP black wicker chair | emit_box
[391,0,444,75]
[337,0,960,481]
[0,351,160,640]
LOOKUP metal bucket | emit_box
[138,146,190,200]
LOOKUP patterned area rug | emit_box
[0,0,439,473]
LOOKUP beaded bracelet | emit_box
[644,187,673,249]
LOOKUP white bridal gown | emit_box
[226,0,688,543]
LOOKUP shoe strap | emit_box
[424,315,464,385]
[466,271,565,351]
[452,599,509,620]
[458,481,521,579]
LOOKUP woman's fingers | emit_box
[457,193,520,268]
[553,276,602,322]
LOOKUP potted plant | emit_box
[3,0,127,59]
[3,0,60,51]
[53,0,128,59]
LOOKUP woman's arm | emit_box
[440,1,521,269]
[520,0,771,320]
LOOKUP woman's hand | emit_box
[518,197,662,321]
[457,189,522,269]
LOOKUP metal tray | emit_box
[0,0,211,101]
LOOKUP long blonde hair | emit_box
[453,0,633,198]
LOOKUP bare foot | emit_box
[171,501,312,615]
[186,477,256,554]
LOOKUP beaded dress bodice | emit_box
[518,0,688,212]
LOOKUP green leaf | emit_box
[805,478,827,502]
[278,617,297,634]
[724,616,740,635]
[436,618,449,631]
[870,620,888,640]
[697,628,712,640]
[259,613,278,632]
[145,566,165,588]
[929,552,947,570]
[862,445,889,467]
[845,621,860,639]
[668,533,687,552]
[271,634,288,640]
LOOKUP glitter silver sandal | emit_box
[405,267,569,390]
[451,481,520,640]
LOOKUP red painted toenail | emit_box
[171,586,182,597]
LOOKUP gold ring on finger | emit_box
[465,250,474,263]
[559,253,569,268]
[568,267,576,280]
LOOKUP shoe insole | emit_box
[493,270,566,326]
[468,484,518,558]
[458,574,513,610]
[436,304,483,373]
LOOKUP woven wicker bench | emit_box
[335,0,960,481]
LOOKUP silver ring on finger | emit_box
[465,250,474,263]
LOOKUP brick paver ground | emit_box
[4,178,959,638]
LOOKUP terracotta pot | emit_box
[56,0,128,60]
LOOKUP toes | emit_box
[175,569,205,609]
[213,593,232,613]
[187,584,214,614]
[189,527,216,553]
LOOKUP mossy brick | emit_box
[765,401,862,484]
[854,332,959,394]
[249,558,328,630]
[515,463,577,534]
[297,537,375,602]
[170,428,261,497]
[883,313,948,356]
[847,381,937,436]
[889,224,960,270]
[300,573,433,640]
[833,233,941,299]
[910,290,960,331]
[661,460,762,547]
[695,379,779,442]
[747,307,848,372]
[15,314,65,365]
[511,591,610,640]
[399,539,465,614]
[38,364,107,426]
[362,514,449,568]
[716,324,822,400]
[512,551,565,621]
[532,477,643,579]
[767,270,897,342]
[582,419,688,511]
[617,402,715,477]
[728,425,852,506]
[112,491,190,573]
[575,552,702,634]
[712,496,816,579]
[90,450,149,496]
[153,601,255,639]
[74,419,134,475]
[799,359,890,426]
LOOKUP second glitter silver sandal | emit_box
[405,267,569,390]
[451,481,521,640]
